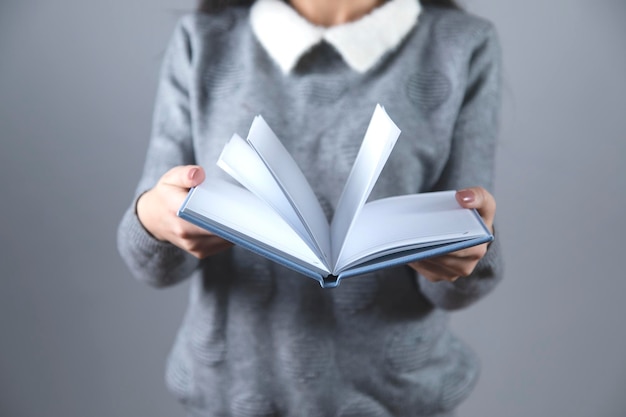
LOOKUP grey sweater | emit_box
[118,4,503,416]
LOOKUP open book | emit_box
[178,105,493,288]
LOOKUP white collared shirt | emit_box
[250,0,421,73]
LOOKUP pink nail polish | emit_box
[458,189,475,203]
[189,168,198,180]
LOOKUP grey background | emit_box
[1,0,624,416]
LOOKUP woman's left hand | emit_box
[408,187,496,282]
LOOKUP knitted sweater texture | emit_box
[118,4,503,416]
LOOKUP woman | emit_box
[118,0,503,415]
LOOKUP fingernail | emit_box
[188,168,198,181]
[457,189,475,203]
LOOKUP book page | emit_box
[246,116,331,264]
[330,105,401,266]
[182,179,329,275]
[217,134,321,258]
[334,192,489,272]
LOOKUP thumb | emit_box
[456,187,496,227]
[160,165,206,189]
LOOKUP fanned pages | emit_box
[217,133,320,256]
[330,104,401,265]
[245,116,332,265]
[178,105,493,288]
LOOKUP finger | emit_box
[455,187,496,228]
[160,165,206,189]
[420,254,480,278]
[170,217,223,240]
[437,243,488,262]
[178,235,234,259]
[192,239,234,259]
[411,260,460,282]
[410,242,486,281]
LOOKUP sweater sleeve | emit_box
[117,18,199,288]
[417,22,504,310]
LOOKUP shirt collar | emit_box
[250,0,421,74]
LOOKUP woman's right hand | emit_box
[136,165,233,258]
